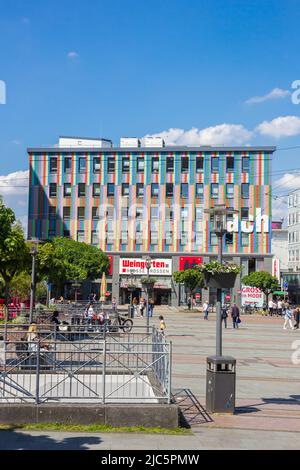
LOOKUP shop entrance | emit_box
[120,288,142,304]
[154,289,171,306]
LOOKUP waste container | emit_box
[206,356,236,414]
[128,305,134,319]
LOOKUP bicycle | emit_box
[109,314,133,333]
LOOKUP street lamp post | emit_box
[29,242,38,323]
[144,257,152,332]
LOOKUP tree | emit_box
[0,200,31,311]
[242,271,279,303]
[37,237,110,296]
[173,269,205,310]
[10,272,47,303]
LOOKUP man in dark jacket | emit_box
[231,303,240,329]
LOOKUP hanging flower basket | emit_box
[199,261,241,289]
[140,277,157,290]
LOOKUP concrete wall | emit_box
[0,404,179,429]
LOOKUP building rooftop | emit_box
[28,145,277,153]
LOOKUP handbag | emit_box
[237,317,241,324]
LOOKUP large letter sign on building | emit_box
[227,208,269,233]
[120,258,172,275]
[241,286,264,307]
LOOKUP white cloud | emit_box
[245,87,290,105]
[144,124,253,146]
[67,51,79,59]
[0,170,29,233]
[273,173,300,192]
[272,197,288,222]
[256,115,300,138]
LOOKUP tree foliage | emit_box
[0,200,31,304]
[242,271,279,301]
[173,269,205,295]
[37,237,110,292]
[10,272,47,303]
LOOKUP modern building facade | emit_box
[28,137,276,306]
[283,189,300,302]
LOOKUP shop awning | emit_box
[273,291,285,296]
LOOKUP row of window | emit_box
[288,231,300,243]
[49,156,251,175]
[288,212,300,226]
[47,229,250,247]
[49,206,250,221]
[289,250,300,262]
[49,182,250,199]
[288,194,300,208]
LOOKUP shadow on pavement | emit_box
[235,395,300,415]
[0,429,102,450]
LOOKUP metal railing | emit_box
[0,326,171,404]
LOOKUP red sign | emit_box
[179,256,203,271]
[108,255,113,276]
[195,293,201,299]
[105,291,111,297]
[225,294,231,300]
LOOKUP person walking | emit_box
[221,304,228,328]
[132,297,138,318]
[159,315,166,336]
[268,298,274,316]
[277,299,283,317]
[294,306,300,329]
[187,296,192,311]
[231,303,240,329]
[283,306,294,330]
[202,301,209,320]
[139,298,145,317]
[148,298,154,317]
[111,297,117,313]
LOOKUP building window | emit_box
[241,208,249,220]
[121,231,128,244]
[121,207,128,218]
[181,157,189,173]
[122,158,130,173]
[136,183,144,197]
[241,233,249,247]
[77,207,85,220]
[49,183,57,198]
[150,231,158,244]
[211,183,219,199]
[210,233,218,246]
[242,157,250,172]
[166,183,174,198]
[92,183,100,197]
[151,183,159,197]
[77,231,85,242]
[107,157,115,173]
[107,206,114,218]
[151,206,159,219]
[106,232,114,244]
[78,183,86,197]
[226,183,234,198]
[63,207,70,220]
[136,207,143,218]
[48,206,56,219]
[241,183,249,199]
[226,157,234,173]
[64,157,72,173]
[91,231,99,246]
[136,232,143,245]
[196,156,204,173]
[165,231,172,245]
[211,157,219,173]
[64,183,71,197]
[181,232,188,245]
[152,157,159,173]
[122,183,130,196]
[181,207,189,219]
[107,183,115,197]
[92,207,99,220]
[195,206,203,220]
[166,157,174,172]
[196,231,203,246]
[196,183,204,199]
[93,157,101,173]
[63,230,70,238]
[181,183,188,198]
[137,157,145,173]
[225,233,233,244]
[50,157,57,173]
[79,157,86,173]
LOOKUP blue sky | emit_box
[1,0,300,221]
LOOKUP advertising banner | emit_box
[272,258,280,283]
[119,258,172,275]
[179,256,203,271]
[241,285,264,307]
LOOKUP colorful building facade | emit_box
[28,139,276,306]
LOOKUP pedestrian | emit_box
[111,297,117,313]
[0,335,5,368]
[277,299,283,317]
[221,304,228,328]
[294,307,300,329]
[231,303,240,329]
[85,303,95,327]
[159,315,166,336]
[148,298,154,317]
[202,301,209,320]
[132,297,138,317]
[187,296,192,311]
[268,298,274,316]
[50,310,61,331]
[139,298,145,317]
[283,306,294,330]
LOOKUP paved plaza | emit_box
[1,308,300,449]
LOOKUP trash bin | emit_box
[206,356,236,414]
[128,305,134,319]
